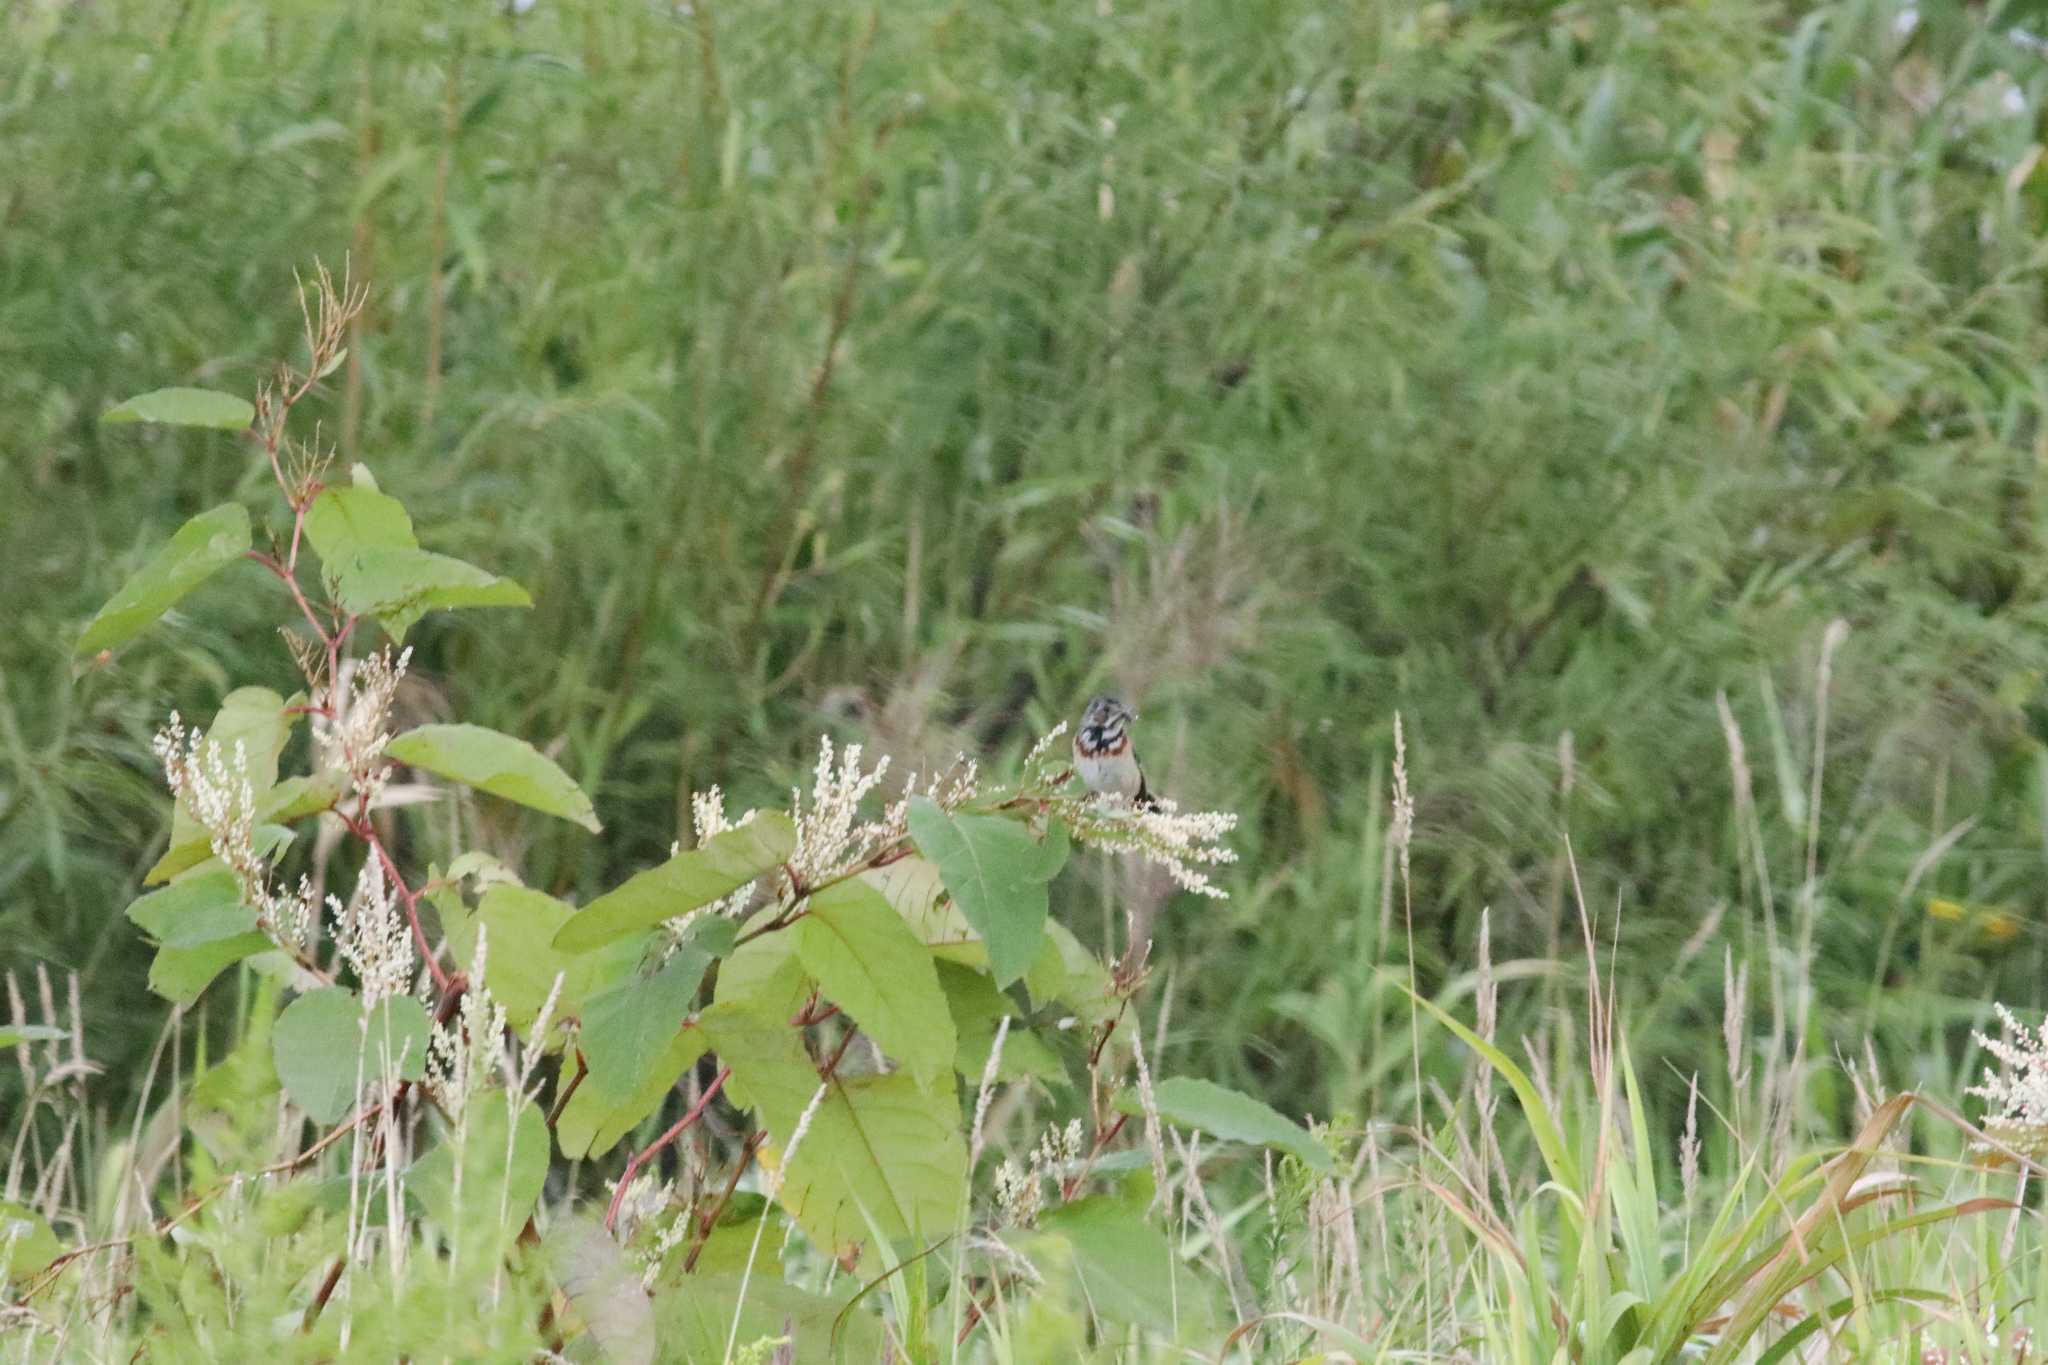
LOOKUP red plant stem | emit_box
[681,1130,767,1273]
[302,1254,345,1331]
[247,550,334,648]
[340,810,451,991]
[1062,1113,1129,1200]
[547,1051,588,1126]
[603,1066,733,1234]
[789,996,841,1029]
[958,1292,995,1347]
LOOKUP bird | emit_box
[1073,694,1156,809]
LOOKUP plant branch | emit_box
[604,1065,732,1234]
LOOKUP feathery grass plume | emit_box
[968,1015,1011,1168]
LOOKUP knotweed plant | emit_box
[31,268,1272,1364]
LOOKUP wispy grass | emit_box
[10,0,2048,1354]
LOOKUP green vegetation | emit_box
[9,0,2048,1358]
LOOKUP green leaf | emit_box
[471,885,641,1034]
[699,1003,966,1264]
[1022,918,1120,1025]
[794,880,955,1091]
[0,1025,70,1049]
[0,1203,63,1284]
[304,482,418,562]
[76,503,251,656]
[272,988,431,1124]
[579,951,710,1104]
[1032,1195,1213,1332]
[553,814,796,953]
[387,723,600,833]
[100,386,254,430]
[124,866,257,948]
[864,856,983,961]
[147,933,273,1006]
[907,800,1068,986]
[1113,1076,1331,1171]
[935,961,1064,1083]
[330,546,532,640]
[710,907,814,1020]
[411,1099,550,1247]
[554,1030,707,1161]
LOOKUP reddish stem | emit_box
[341,811,451,991]
[603,1066,733,1234]
[681,1131,767,1273]
[547,1051,588,1126]
[246,550,333,649]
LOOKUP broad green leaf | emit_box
[1023,918,1120,1025]
[100,386,254,430]
[579,951,711,1104]
[0,1203,63,1284]
[76,503,251,656]
[264,771,346,823]
[330,546,532,640]
[147,932,273,1005]
[1113,1075,1331,1171]
[935,960,1064,1083]
[554,1030,707,1160]
[472,885,641,1034]
[272,988,430,1124]
[651,1273,882,1365]
[0,1025,70,1049]
[1031,1195,1215,1332]
[906,800,1068,986]
[124,866,256,948]
[793,880,954,1091]
[554,814,796,953]
[149,687,300,882]
[699,1002,967,1264]
[711,907,813,1020]
[411,1099,550,1247]
[387,723,600,833]
[863,856,984,964]
[304,482,418,562]
[445,849,523,890]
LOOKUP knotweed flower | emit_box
[1969,1003,2048,1156]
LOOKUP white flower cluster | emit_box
[152,713,316,950]
[788,738,894,888]
[1060,795,1239,898]
[426,926,509,1123]
[314,646,412,804]
[992,1120,1085,1229]
[663,786,764,940]
[1969,1003,2048,1154]
[330,858,412,1006]
[878,754,980,838]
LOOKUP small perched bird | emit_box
[1074,694,1156,809]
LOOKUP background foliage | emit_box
[11,0,2048,1354]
